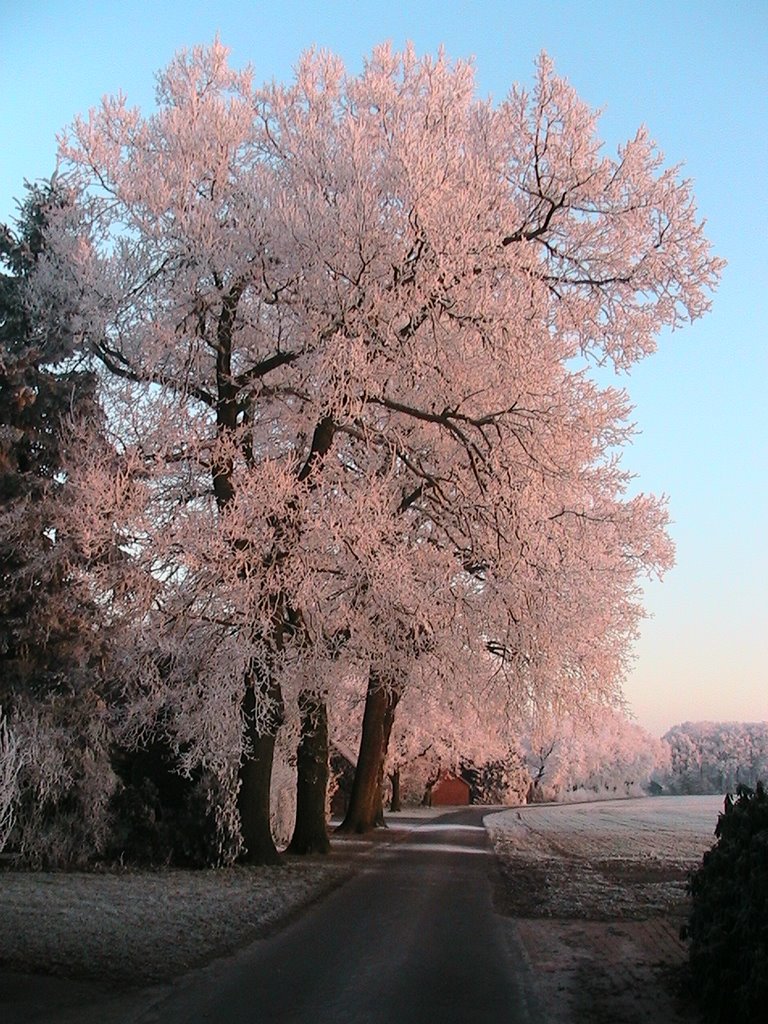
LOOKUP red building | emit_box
[431,774,471,806]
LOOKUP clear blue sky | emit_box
[1,0,766,735]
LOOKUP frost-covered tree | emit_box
[0,708,21,851]
[662,721,768,794]
[382,661,517,809]
[0,181,100,700]
[574,709,668,798]
[519,706,667,802]
[0,183,117,865]
[32,42,721,852]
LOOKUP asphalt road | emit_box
[137,808,541,1024]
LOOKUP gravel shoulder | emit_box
[486,795,724,1024]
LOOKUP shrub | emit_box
[9,694,118,868]
[0,707,22,851]
[108,743,241,868]
[686,782,768,1023]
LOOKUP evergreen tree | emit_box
[0,180,100,701]
[0,181,116,866]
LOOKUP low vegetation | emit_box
[685,783,768,1023]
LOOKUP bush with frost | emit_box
[686,782,768,1023]
[0,707,22,851]
[9,694,118,867]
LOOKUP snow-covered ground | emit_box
[487,795,725,1023]
[1,798,724,1024]
[488,794,724,866]
[0,861,349,986]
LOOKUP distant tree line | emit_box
[658,721,768,795]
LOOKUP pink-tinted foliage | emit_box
[519,705,668,801]
[28,41,720,826]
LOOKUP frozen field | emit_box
[486,796,725,1023]
[488,794,724,866]
[487,794,724,919]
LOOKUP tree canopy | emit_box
[1,41,723,861]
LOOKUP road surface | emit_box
[136,807,540,1024]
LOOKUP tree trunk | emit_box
[237,676,284,866]
[287,691,330,855]
[389,768,402,812]
[337,671,400,834]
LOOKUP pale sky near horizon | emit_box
[1,0,765,737]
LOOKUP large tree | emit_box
[32,42,721,852]
[518,706,668,802]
